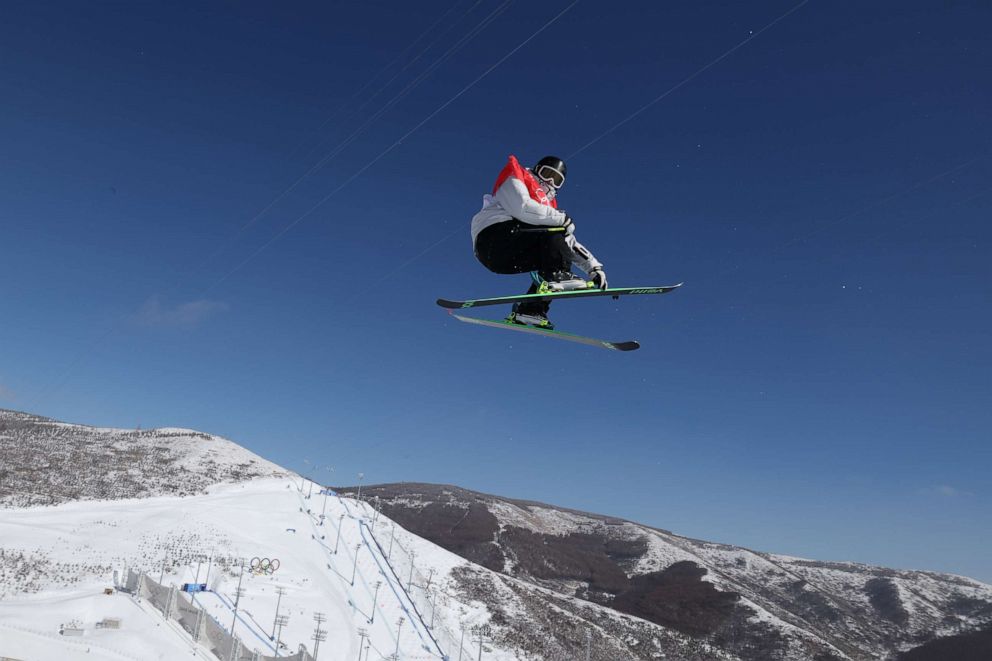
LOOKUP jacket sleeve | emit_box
[493,177,569,227]
[566,234,603,274]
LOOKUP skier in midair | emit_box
[471,155,607,329]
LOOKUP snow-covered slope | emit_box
[0,477,512,661]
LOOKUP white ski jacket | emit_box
[471,155,603,274]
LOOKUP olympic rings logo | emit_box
[250,557,281,575]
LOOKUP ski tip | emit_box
[612,340,640,351]
[436,298,462,309]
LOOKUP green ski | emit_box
[437,283,682,309]
[449,313,639,351]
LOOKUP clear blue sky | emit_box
[2,1,990,581]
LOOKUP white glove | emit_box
[561,215,575,236]
[590,267,608,290]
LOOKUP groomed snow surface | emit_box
[0,478,512,661]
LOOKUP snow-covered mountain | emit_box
[2,408,991,661]
[340,483,992,661]
[0,409,287,507]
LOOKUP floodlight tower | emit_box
[368,580,382,624]
[371,495,381,530]
[320,466,334,523]
[395,616,405,657]
[312,612,327,659]
[230,559,245,637]
[357,627,369,661]
[274,614,290,655]
[350,542,362,585]
[475,624,491,661]
[271,586,287,639]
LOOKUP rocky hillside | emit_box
[0,408,288,507]
[340,482,992,661]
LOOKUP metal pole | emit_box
[395,617,405,657]
[458,625,465,661]
[320,487,330,523]
[426,568,435,591]
[388,525,395,561]
[159,547,168,583]
[356,472,364,505]
[204,553,214,589]
[369,581,382,624]
[585,628,592,661]
[476,625,489,661]
[271,586,286,639]
[407,550,415,591]
[334,514,345,554]
[357,628,368,661]
[192,555,204,606]
[275,615,289,657]
[351,542,361,585]
[312,613,326,660]
[230,559,245,638]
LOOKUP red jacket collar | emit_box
[492,155,558,208]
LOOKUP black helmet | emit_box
[533,155,567,189]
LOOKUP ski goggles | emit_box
[535,164,565,189]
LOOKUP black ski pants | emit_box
[474,219,571,314]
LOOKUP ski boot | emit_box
[538,270,594,293]
[505,272,590,328]
[507,302,554,329]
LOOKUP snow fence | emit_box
[125,569,314,661]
